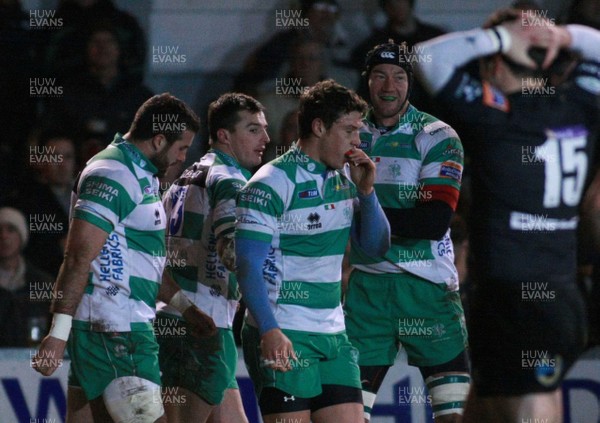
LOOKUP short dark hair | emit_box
[207,92,265,142]
[297,79,368,139]
[128,93,200,144]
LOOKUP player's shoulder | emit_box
[412,109,459,141]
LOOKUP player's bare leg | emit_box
[165,386,214,423]
[66,386,92,423]
[313,402,363,423]
[207,388,248,423]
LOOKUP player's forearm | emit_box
[235,237,279,335]
[415,27,506,95]
[51,253,94,315]
[158,269,181,304]
[354,190,390,256]
[566,25,600,61]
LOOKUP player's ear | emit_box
[311,118,326,138]
[151,134,166,152]
[216,128,231,145]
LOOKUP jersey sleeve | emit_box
[235,166,287,244]
[72,161,138,233]
[417,122,464,211]
[210,175,247,239]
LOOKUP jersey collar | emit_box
[365,105,417,134]
[211,148,252,179]
[112,133,159,175]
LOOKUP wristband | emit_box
[48,313,72,341]
[169,290,193,314]
[490,26,512,54]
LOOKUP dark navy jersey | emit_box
[437,60,600,284]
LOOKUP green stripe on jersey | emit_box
[181,210,204,239]
[130,276,159,308]
[125,227,166,256]
[277,280,341,309]
[280,228,350,257]
[236,228,272,243]
[171,267,199,292]
[73,209,113,234]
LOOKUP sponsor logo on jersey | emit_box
[439,161,462,181]
[306,213,322,230]
[482,81,510,112]
[298,189,318,199]
[359,140,371,150]
[324,203,335,210]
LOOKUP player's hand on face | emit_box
[260,328,296,372]
[32,336,67,376]
[183,305,218,338]
[500,16,538,69]
[528,24,572,69]
[346,148,376,196]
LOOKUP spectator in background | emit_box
[7,131,76,278]
[234,0,352,95]
[350,0,446,113]
[262,109,299,164]
[0,207,53,347]
[43,22,153,147]
[257,38,326,155]
[0,0,42,199]
[43,0,146,84]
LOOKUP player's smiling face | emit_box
[368,63,409,127]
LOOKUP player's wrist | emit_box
[48,313,72,341]
[488,25,512,54]
[169,290,194,314]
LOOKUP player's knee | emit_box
[102,376,164,423]
[425,373,470,418]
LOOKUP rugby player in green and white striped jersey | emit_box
[32,93,213,423]
[344,40,470,423]
[157,93,270,423]
[236,80,391,423]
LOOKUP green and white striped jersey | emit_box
[236,147,357,334]
[159,150,250,329]
[351,106,464,291]
[71,135,166,332]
